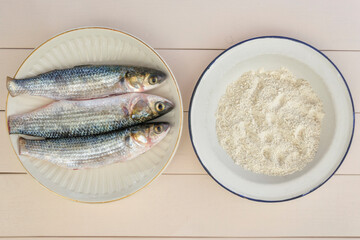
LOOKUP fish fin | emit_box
[18,137,26,155]
[73,64,92,68]
[6,76,13,83]
[7,115,20,134]
[6,76,20,97]
[7,116,11,133]
[7,115,17,134]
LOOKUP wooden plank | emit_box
[2,50,360,112]
[1,0,360,50]
[0,111,205,174]
[339,115,360,175]
[0,111,24,172]
[0,49,33,110]
[165,112,204,174]
[0,49,220,111]
[1,111,358,175]
[324,51,360,112]
[1,50,358,174]
[157,49,221,112]
[0,174,359,237]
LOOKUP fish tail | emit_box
[7,77,22,97]
[7,115,13,133]
[8,115,20,134]
[18,137,27,155]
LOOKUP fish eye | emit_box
[154,125,163,134]
[155,102,165,112]
[125,72,131,78]
[148,76,158,85]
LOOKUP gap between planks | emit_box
[1,110,359,114]
[0,173,359,177]
[0,236,360,239]
[0,109,194,113]
[2,47,360,52]
[0,172,208,175]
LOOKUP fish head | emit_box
[130,94,174,121]
[131,122,170,146]
[123,67,166,92]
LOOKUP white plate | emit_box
[189,36,354,202]
[6,27,183,203]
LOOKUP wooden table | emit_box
[1,0,360,238]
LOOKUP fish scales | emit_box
[7,65,166,100]
[19,123,170,169]
[8,93,173,138]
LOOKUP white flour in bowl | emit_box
[215,68,324,176]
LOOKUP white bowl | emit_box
[189,36,354,202]
[6,27,183,203]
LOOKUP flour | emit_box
[215,68,324,176]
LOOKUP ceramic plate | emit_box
[189,36,354,202]
[6,27,183,203]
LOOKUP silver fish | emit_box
[7,65,166,99]
[19,123,170,169]
[8,93,173,138]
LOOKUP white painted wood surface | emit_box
[2,50,360,112]
[1,0,360,50]
[2,112,360,175]
[1,175,360,237]
[8,239,349,240]
[1,0,359,238]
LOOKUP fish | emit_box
[8,93,173,138]
[19,122,170,169]
[7,65,166,99]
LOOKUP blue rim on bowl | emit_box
[188,36,355,203]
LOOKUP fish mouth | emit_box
[160,122,170,132]
[154,71,167,84]
[163,100,174,114]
